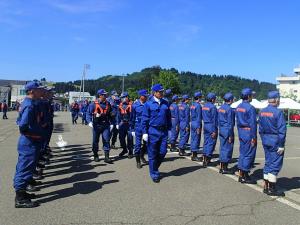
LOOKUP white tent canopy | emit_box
[231,99,267,109]
[278,98,300,110]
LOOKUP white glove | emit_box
[88,122,93,128]
[110,125,114,131]
[277,147,285,155]
[96,113,101,118]
[142,134,148,142]
[116,125,119,130]
[131,132,135,137]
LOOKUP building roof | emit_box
[0,79,27,86]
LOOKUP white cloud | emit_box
[47,0,119,14]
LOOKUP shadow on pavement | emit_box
[277,177,300,192]
[161,165,202,178]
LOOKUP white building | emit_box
[276,66,300,101]
[68,91,95,105]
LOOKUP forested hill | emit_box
[54,66,276,100]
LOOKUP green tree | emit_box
[157,70,180,94]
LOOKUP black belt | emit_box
[151,126,167,131]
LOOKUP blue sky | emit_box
[0,0,299,83]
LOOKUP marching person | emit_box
[13,81,44,208]
[110,95,120,149]
[202,93,218,167]
[236,88,257,184]
[169,95,180,152]
[80,99,89,125]
[2,100,8,119]
[86,89,113,164]
[218,92,235,174]
[131,89,149,169]
[70,100,79,124]
[178,95,190,156]
[142,84,171,183]
[117,92,134,158]
[190,92,202,161]
[259,91,286,196]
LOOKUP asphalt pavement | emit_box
[0,111,300,225]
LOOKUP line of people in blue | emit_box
[13,81,287,208]
[13,81,55,208]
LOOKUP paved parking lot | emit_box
[0,111,300,225]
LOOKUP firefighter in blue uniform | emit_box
[81,99,89,125]
[131,89,149,169]
[13,81,44,208]
[236,88,257,184]
[259,91,286,196]
[110,94,120,149]
[70,100,79,124]
[169,95,180,152]
[178,95,190,156]
[117,92,134,158]
[86,89,113,164]
[218,92,235,174]
[190,92,202,161]
[2,100,8,119]
[142,84,171,183]
[202,93,218,167]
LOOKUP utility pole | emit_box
[80,64,90,100]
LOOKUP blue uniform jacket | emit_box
[110,100,119,125]
[178,102,190,128]
[16,97,44,140]
[142,97,171,134]
[131,100,145,131]
[259,104,286,148]
[202,102,218,133]
[169,103,179,126]
[218,103,235,137]
[236,101,257,139]
[190,102,202,129]
[86,100,112,126]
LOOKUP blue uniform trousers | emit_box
[237,129,256,172]
[148,128,168,180]
[190,124,201,152]
[119,122,133,152]
[178,122,189,149]
[92,125,110,154]
[219,130,234,163]
[169,119,179,145]
[14,135,41,191]
[261,134,284,176]
[203,125,217,157]
[134,126,146,155]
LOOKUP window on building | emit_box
[294,90,298,93]
[20,90,26,95]
[292,81,296,84]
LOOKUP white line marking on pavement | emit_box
[167,152,300,211]
[255,157,300,161]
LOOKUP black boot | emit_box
[241,172,257,184]
[119,149,128,157]
[191,152,201,162]
[268,182,285,197]
[140,148,148,165]
[263,179,269,194]
[238,170,244,182]
[94,153,100,162]
[222,163,233,174]
[136,155,142,169]
[28,179,42,186]
[202,156,207,168]
[179,149,189,156]
[170,144,178,152]
[128,149,134,159]
[15,190,39,208]
[104,151,113,164]
[219,162,224,173]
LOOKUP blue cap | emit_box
[165,89,172,95]
[194,91,202,98]
[120,92,129,98]
[241,88,253,97]
[24,81,44,92]
[182,94,189,100]
[206,92,216,100]
[137,89,149,97]
[97,89,108,95]
[111,90,118,96]
[223,92,234,101]
[172,95,179,101]
[151,84,164,92]
[268,91,280,99]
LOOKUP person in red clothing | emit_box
[2,100,8,119]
